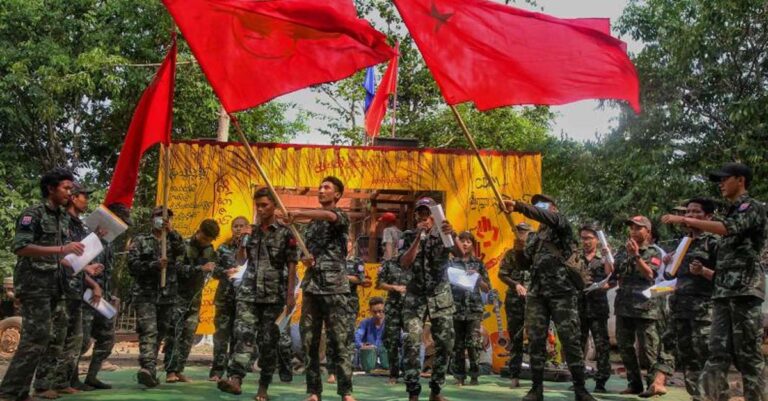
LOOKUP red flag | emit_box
[163,0,395,113]
[365,43,399,138]
[392,0,640,112]
[104,39,176,208]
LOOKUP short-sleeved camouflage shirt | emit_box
[239,222,298,304]
[178,236,217,303]
[614,245,663,319]
[449,256,489,321]
[127,230,185,304]
[302,208,350,295]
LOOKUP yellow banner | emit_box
[158,141,541,366]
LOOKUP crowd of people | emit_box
[0,162,765,401]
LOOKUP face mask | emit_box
[153,216,164,230]
[534,201,551,210]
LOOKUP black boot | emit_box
[522,369,544,401]
[571,367,597,401]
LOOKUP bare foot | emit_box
[326,374,336,384]
[342,396,356,401]
[255,384,269,401]
[303,394,320,401]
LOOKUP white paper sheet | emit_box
[642,279,677,298]
[230,259,248,287]
[83,288,117,319]
[63,233,103,274]
[596,230,615,265]
[448,267,479,290]
[662,237,692,278]
[583,273,612,293]
[429,204,455,248]
[84,204,128,242]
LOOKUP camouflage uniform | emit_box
[80,239,116,381]
[277,324,294,381]
[210,241,238,379]
[579,252,611,386]
[228,222,297,388]
[498,249,529,379]
[664,233,719,400]
[0,203,70,401]
[300,208,353,397]
[449,256,489,381]
[614,246,673,391]
[700,194,767,401]
[512,202,588,390]
[376,258,413,379]
[128,230,185,378]
[165,236,216,374]
[326,256,364,374]
[400,226,455,397]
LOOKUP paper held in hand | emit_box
[447,267,479,290]
[83,288,117,319]
[596,230,615,265]
[230,259,247,287]
[642,279,677,298]
[63,233,103,274]
[85,204,128,242]
[429,204,454,248]
[664,237,693,277]
[583,273,612,293]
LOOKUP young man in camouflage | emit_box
[613,216,673,396]
[209,216,249,381]
[0,168,86,401]
[376,230,415,384]
[288,177,355,401]
[663,162,767,401]
[502,194,596,401]
[449,231,490,386]
[660,198,721,401]
[166,219,219,383]
[218,188,298,401]
[577,224,614,393]
[398,197,456,401]
[79,202,132,390]
[128,206,186,388]
[497,222,532,388]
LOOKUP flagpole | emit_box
[229,116,312,260]
[449,105,516,228]
[160,142,171,288]
[390,42,399,138]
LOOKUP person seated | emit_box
[355,297,387,372]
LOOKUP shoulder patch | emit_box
[650,257,661,267]
[738,202,750,212]
[20,215,33,226]
[287,237,297,247]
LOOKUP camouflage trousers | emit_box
[300,293,353,396]
[402,307,454,396]
[616,315,674,390]
[228,300,284,386]
[674,318,712,400]
[210,298,236,379]
[526,294,585,385]
[36,299,80,391]
[165,298,201,374]
[700,297,767,401]
[0,296,64,400]
[326,299,358,374]
[505,296,526,378]
[382,299,405,379]
[135,302,175,377]
[277,323,293,381]
[451,318,482,380]
[80,304,116,379]
[580,315,611,384]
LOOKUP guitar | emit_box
[488,289,511,373]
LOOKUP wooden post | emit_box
[216,105,230,142]
[160,143,172,287]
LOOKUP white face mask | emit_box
[534,201,551,210]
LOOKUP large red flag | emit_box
[104,39,176,208]
[163,0,395,113]
[365,43,399,138]
[392,0,640,112]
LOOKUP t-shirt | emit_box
[382,226,403,260]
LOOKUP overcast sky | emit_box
[285,0,640,145]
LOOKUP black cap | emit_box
[531,194,556,206]
[152,206,174,217]
[72,183,95,196]
[578,223,600,235]
[414,197,436,211]
[708,163,752,184]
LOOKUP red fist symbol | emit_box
[475,216,499,248]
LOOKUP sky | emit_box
[285,0,641,145]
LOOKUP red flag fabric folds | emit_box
[163,0,395,113]
[104,39,176,208]
[392,0,640,112]
[365,43,399,138]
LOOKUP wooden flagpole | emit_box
[229,116,312,260]
[449,105,516,228]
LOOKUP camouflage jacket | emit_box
[513,203,581,297]
[713,193,767,300]
[668,233,718,320]
[302,208,350,295]
[91,239,114,301]
[582,252,610,319]
[498,248,530,304]
[178,236,217,303]
[61,213,87,300]
[345,256,365,312]
[213,240,238,306]
[376,258,413,306]
[127,230,185,304]
[12,202,71,300]
[614,245,663,319]
[400,225,455,318]
[239,223,297,304]
[449,256,489,321]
